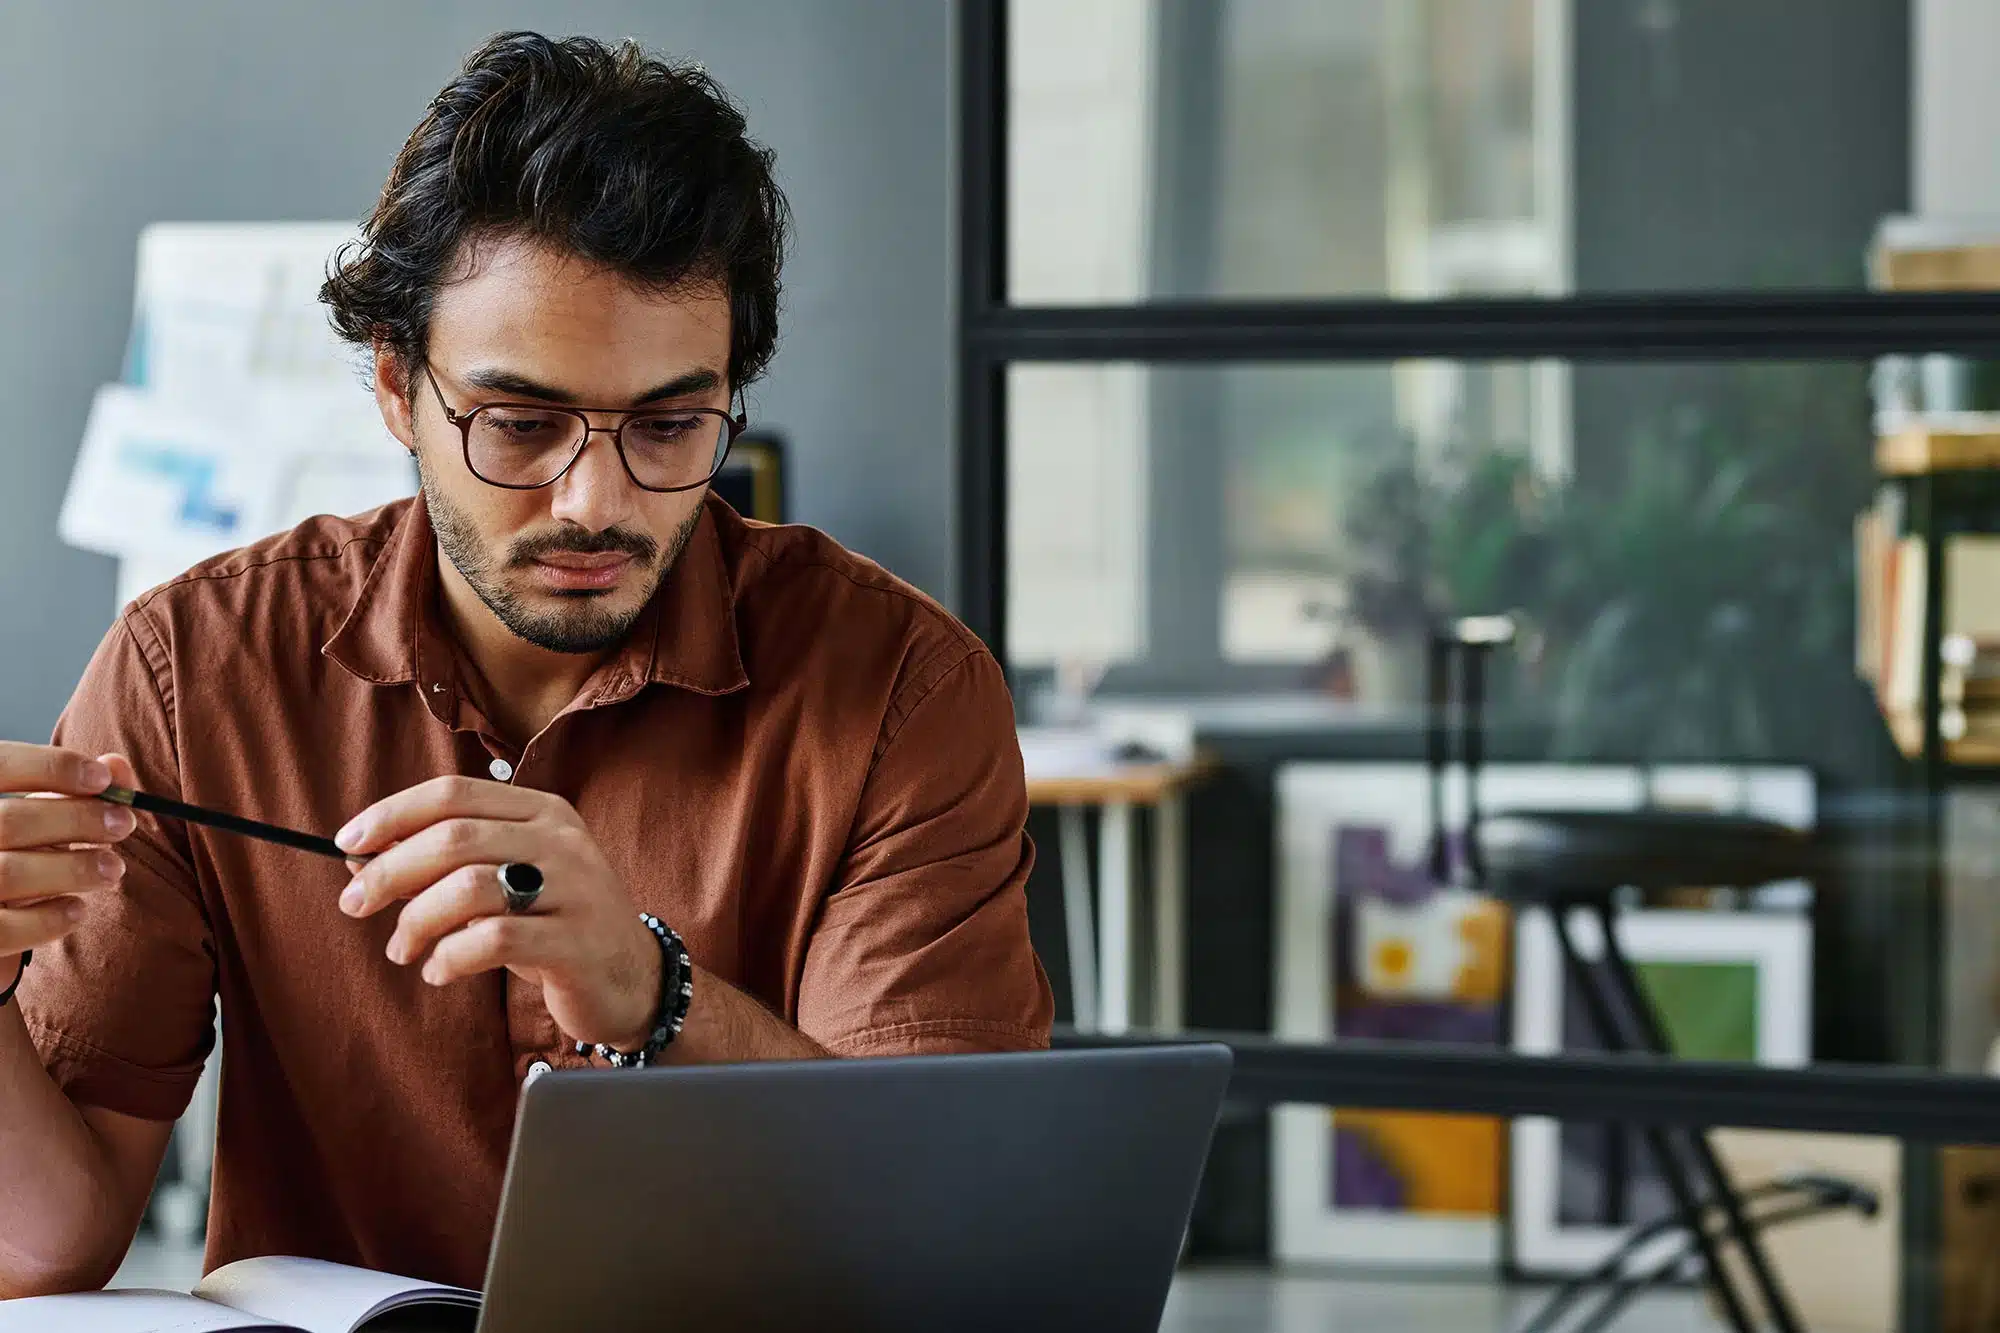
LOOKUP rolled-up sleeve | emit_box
[797,646,1054,1057]
[20,609,216,1122]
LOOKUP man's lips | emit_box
[528,551,634,590]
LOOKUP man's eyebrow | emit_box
[459,367,724,406]
[631,369,723,405]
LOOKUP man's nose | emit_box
[546,428,637,531]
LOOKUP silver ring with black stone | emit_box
[498,862,544,914]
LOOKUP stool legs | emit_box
[1589,904,1806,1333]
[1547,911,1760,1333]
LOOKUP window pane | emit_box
[1007,0,1919,303]
[1008,357,1888,762]
[1007,352,1973,1078]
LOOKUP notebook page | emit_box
[0,1288,288,1332]
[195,1258,476,1333]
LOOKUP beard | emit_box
[418,452,703,655]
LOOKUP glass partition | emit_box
[1008,0,1911,305]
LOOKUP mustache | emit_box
[506,525,659,567]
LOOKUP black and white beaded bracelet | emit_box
[576,912,693,1069]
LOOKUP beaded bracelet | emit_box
[576,913,692,1069]
[0,951,28,1009]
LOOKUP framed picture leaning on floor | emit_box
[1273,761,1649,1270]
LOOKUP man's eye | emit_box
[632,415,699,441]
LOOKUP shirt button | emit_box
[525,1060,552,1086]
[488,758,515,782]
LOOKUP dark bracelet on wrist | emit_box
[576,913,692,1069]
[0,951,30,1009]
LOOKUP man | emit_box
[0,32,1051,1295]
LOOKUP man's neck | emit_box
[434,552,616,748]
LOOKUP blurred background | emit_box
[11,1,2000,1330]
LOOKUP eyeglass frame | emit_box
[421,362,748,493]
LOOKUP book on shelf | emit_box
[1855,493,2000,756]
[0,1256,477,1332]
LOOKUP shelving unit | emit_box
[1868,233,2000,783]
[1866,231,2000,1333]
[1873,242,2000,294]
[1878,419,2000,476]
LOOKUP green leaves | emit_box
[1340,363,1876,768]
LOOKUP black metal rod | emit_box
[1527,1182,1852,1333]
[1591,902,1804,1333]
[1603,1088,1631,1255]
[1049,1030,2000,1143]
[1426,632,1451,884]
[1572,1199,1845,1333]
[1553,912,1758,1333]
[1552,908,1637,1233]
[966,291,2000,362]
[1901,471,1948,1333]
[955,0,1008,652]
[1461,639,1486,885]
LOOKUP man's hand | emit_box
[0,745,138,962]
[334,778,661,1053]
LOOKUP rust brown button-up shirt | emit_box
[21,495,1052,1287]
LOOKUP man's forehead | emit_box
[427,234,732,396]
[436,232,723,322]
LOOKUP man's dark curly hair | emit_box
[321,31,789,389]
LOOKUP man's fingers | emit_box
[340,817,548,918]
[0,795,135,851]
[0,743,113,798]
[334,775,543,856]
[99,754,139,792]
[0,847,124,905]
[421,913,557,986]
[384,865,502,966]
[0,896,89,956]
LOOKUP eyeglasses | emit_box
[422,363,747,493]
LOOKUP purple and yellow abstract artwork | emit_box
[1329,825,1507,1217]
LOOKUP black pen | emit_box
[96,787,360,862]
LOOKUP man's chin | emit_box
[491,582,652,655]
[505,609,645,654]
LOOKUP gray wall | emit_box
[0,0,954,742]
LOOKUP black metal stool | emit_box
[1420,620,1873,1331]
[1479,808,1850,1333]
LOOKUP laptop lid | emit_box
[476,1044,1231,1333]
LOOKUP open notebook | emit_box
[0,1257,478,1332]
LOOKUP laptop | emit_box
[476,1044,1232,1333]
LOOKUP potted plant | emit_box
[1338,363,1878,771]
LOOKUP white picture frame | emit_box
[1274,762,1814,1272]
[1274,762,1650,1270]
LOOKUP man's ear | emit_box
[371,342,417,454]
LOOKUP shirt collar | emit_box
[323,497,749,704]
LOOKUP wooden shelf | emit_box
[1877,422,2000,475]
[1874,242,2000,292]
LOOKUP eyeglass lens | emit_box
[465,406,730,490]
